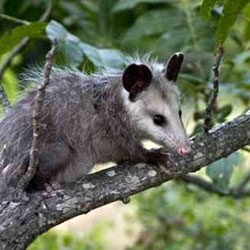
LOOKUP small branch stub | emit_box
[19,44,56,190]
[204,46,224,133]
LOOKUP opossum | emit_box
[0,52,190,189]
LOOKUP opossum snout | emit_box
[177,145,191,156]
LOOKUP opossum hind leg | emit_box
[59,159,94,183]
[29,141,73,189]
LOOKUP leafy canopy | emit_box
[202,0,250,45]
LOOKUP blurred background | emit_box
[0,0,250,249]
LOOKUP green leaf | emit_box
[191,123,204,135]
[61,42,83,67]
[201,0,225,18]
[233,50,250,63]
[123,9,184,42]
[46,20,83,66]
[216,104,233,123]
[46,20,80,44]
[206,152,239,191]
[243,3,250,22]
[79,43,125,68]
[0,22,46,55]
[2,68,19,104]
[179,73,204,85]
[216,0,250,45]
[155,29,190,55]
[46,20,126,69]
[113,0,168,12]
[201,0,220,19]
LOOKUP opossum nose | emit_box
[177,146,191,156]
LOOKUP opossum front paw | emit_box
[145,150,171,176]
[145,149,170,166]
[42,181,62,198]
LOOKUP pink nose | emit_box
[177,146,191,156]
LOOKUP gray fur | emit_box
[0,55,190,188]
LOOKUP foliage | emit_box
[216,0,250,45]
[28,224,109,250]
[0,22,46,54]
[129,180,250,250]
[206,152,239,191]
[46,20,126,69]
[201,0,250,45]
[201,0,222,19]
[113,0,168,12]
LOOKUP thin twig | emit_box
[204,45,224,133]
[0,1,52,113]
[242,147,250,153]
[0,38,30,111]
[180,175,229,196]
[39,1,52,22]
[21,44,56,189]
[0,14,30,25]
[180,174,250,199]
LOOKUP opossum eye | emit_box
[153,115,166,126]
[178,110,182,118]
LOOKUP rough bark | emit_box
[0,110,249,250]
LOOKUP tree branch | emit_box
[204,45,224,133]
[0,109,249,249]
[179,174,250,198]
[0,1,52,113]
[179,175,227,195]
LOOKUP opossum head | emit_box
[122,53,191,155]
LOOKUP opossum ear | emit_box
[165,52,184,82]
[122,63,152,100]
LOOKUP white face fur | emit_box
[122,54,191,155]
